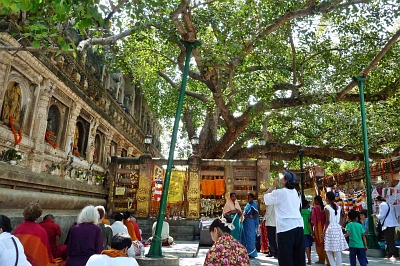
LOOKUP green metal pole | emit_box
[147,39,201,258]
[353,76,380,249]
[299,148,305,200]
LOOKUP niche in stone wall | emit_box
[45,103,68,150]
[73,117,90,158]
[1,78,32,136]
[94,132,105,165]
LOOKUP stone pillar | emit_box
[104,130,114,159]
[86,117,99,163]
[257,157,270,211]
[116,139,124,156]
[225,164,235,200]
[29,80,53,172]
[127,146,134,157]
[136,155,152,218]
[65,101,82,154]
[187,156,201,219]
[107,161,117,216]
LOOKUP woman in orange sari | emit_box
[311,195,327,265]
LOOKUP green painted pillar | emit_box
[353,76,379,249]
[147,39,201,257]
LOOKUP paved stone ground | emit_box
[177,244,399,266]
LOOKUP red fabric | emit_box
[311,205,326,247]
[260,221,268,253]
[39,219,66,259]
[14,221,55,266]
[130,220,142,241]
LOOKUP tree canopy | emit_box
[2,0,400,172]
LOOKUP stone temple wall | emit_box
[0,18,162,227]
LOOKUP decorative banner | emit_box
[167,170,185,203]
[115,187,126,196]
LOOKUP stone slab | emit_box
[135,255,179,266]
[140,241,199,259]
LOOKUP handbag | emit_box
[11,236,19,266]
[375,205,390,240]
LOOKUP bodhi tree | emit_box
[1,0,400,171]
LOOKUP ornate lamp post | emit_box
[144,134,153,154]
[258,137,266,157]
[190,135,200,156]
[147,39,201,258]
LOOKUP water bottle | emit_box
[140,247,145,257]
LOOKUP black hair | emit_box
[248,193,255,199]
[209,217,232,234]
[96,207,105,220]
[0,215,12,232]
[114,212,124,221]
[347,209,358,221]
[123,211,131,220]
[43,214,54,221]
[360,209,367,216]
[314,195,324,210]
[326,191,337,215]
[302,199,309,209]
[111,233,132,250]
[229,192,236,198]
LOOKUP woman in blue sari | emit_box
[241,193,259,258]
[223,192,242,241]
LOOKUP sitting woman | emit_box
[13,202,56,265]
[0,214,31,266]
[222,192,242,241]
[146,221,174,246]
[203,217,250,266]
[65,205,103,266]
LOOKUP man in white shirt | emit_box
[111,213,128,236]
[263,170,305,266]
[86,233,139,266]
[265,204,278,258]
[372,196,399,258]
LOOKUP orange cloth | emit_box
[102,219,111,225]
[101,248,127,258]
[201,179,215,196]
[215,179,225,196]
[14,221,57,266]
[123,220,137,241]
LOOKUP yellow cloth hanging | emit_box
[215,179,225,196]
[167,171,185,203]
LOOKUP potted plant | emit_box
[46,162,61,174]
[95,175,104,185]
[5,149,22,165]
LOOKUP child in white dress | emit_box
[323,191,348,266]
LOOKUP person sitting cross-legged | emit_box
[146,221,174,246]
[86,233,139,266]
[39,214,67,261]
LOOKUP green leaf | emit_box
[31,41,40,49]
[19,0,33,11]
[62,44,70,51]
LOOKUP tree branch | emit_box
[0,45,73,53]
[288,24,297,84]
[76,23,153,51]
[104,0,127,24]
[337,27,400,99]
[157,71,209,103]
[229,0,370,69]
[230,141,383,161]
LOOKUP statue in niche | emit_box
[2,82,22,123]
[74,125,79,146]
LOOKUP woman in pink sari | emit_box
[311,195,327,265]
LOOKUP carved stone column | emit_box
[257,157,270,211]
[65,102,82,154]
[86,117,99,163]
[116,139,124,156]
[104,130,114,158]
[29,81,53,172]
[136,154,152,218]
[127,146,134,157]
[187,156,201,219]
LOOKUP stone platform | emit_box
[140,241,200,258]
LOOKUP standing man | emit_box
[265,204,278,258]
[96,206,113,249]
[372,196,399,258]
[263,170,305,266]
[39,214,67,260]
